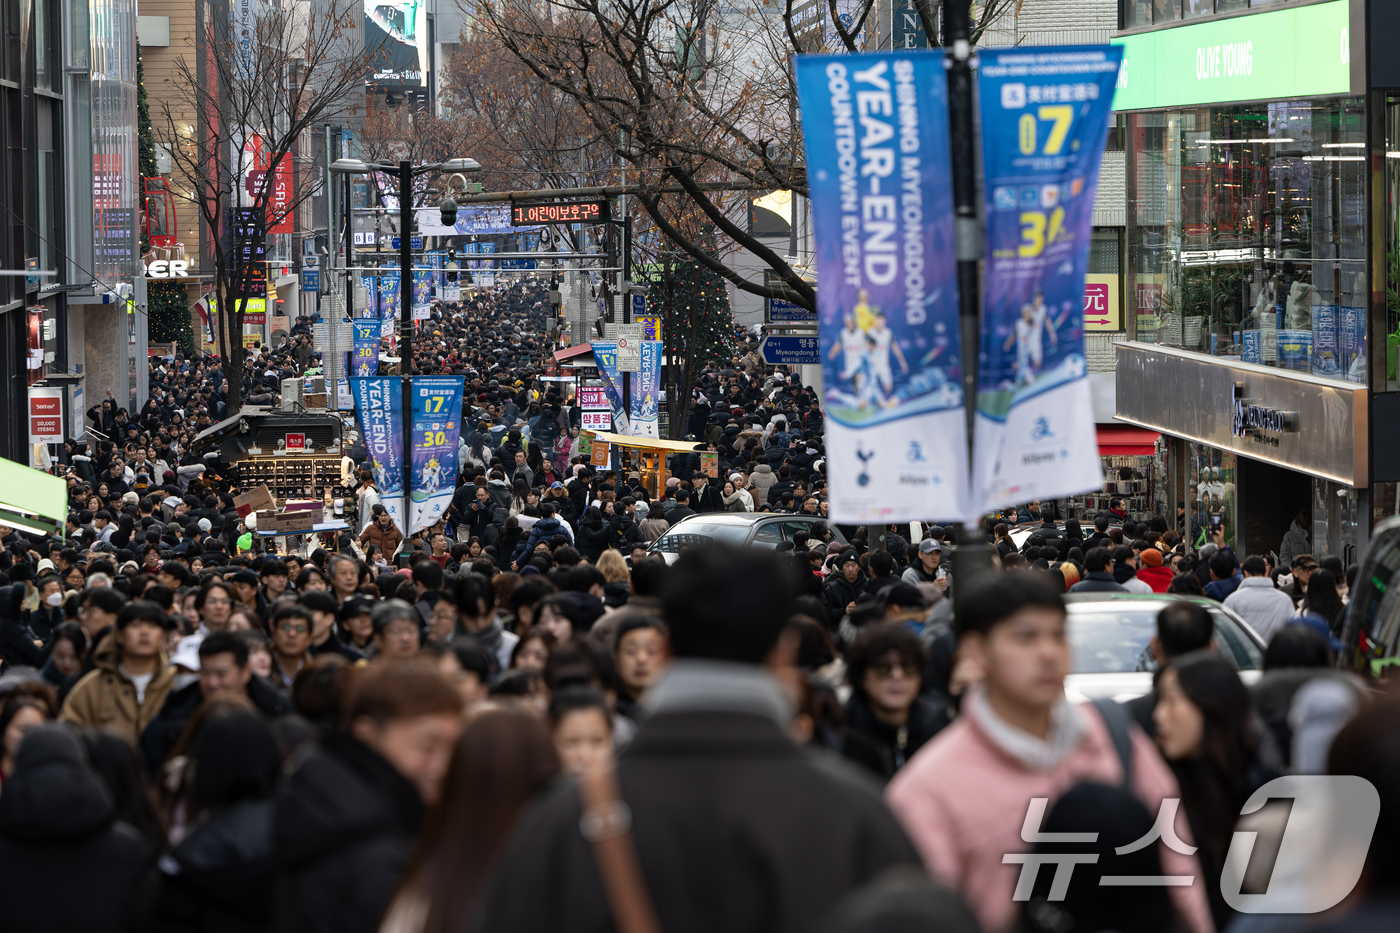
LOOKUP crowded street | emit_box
[4,1,1400,932]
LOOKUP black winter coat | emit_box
[1,584,49,670]
[0,725,155,933]
[153,799,276,933]
[575,519,611,562]
[842,692,950,782]
[474,710,921,933]
[821,573,867,629]
[272,731,424,933]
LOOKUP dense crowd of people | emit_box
[1,278,1397,933]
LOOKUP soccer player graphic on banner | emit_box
[1004,289,1060,388]
[827,290,912,413]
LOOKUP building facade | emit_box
[1112,0,1382,562]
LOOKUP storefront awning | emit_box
[0,457,67,537]
[1097,426,1160,456]
[552,343,594,362]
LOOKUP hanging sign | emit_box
[795,50,969,523]
[971,46,1122,515]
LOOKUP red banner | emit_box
[246,136,295,234]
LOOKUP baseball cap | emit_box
[918,539,942,555]
[197,518,212,533]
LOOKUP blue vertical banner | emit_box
[379,269,400,323]
[972,47,1122,515]
[412,261,431,321]
[630,341,662,438]
[351,377,405,540]
[589,340,632,435]
[427,250,445,296]
[794,52,969,523]
[352,320,380,377]
[409,376,465,533]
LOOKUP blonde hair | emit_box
[596,549,630,584]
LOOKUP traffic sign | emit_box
[616,324,643,372]
[390,236,425,250]
[301,257,320,292]
[767,297,816,323]
[760,334,820,365]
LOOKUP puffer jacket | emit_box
[748,463,778,500]
[154,799,277,933]
[57,629,177,746]
[358,520,404,558]
[0,724,156,933]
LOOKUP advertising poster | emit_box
[412,262,431,321]
[795,51,969,523]
[379,269,400,322]
[366,0,427,88]
[629,341,662,438]
[1312,304,1339,377]
[352,320,380,377]
[409,376,465,533]
[1339,306,1365,382]
[351,377,405,536]
[589,340,632,435]
[971,46,1122,515]
[1278,330,1312,371]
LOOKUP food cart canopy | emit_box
[0,457,68,537]
[585,431,706,453]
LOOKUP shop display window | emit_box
[1188,445,1236,550]
[1126,99,1366,385]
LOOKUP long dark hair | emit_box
[1162,653,1258,921]
[1301,568,1345,633]
[393,708,560,933]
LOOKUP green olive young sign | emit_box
[1111,0,1356,112]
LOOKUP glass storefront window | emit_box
[1126,98,1366,385]
[1380,97,1400,390]
[1123,0,1285,28]
[1190,445,1236,550]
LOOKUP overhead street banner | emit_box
[795,50,969,523]
[971,46,1121,515]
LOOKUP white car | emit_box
[1063,594,1266,703]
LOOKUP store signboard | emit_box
[1112,0,1356,112]
[577,385,609,411]
[581,411,611,432]
[28,388,64,443]
[1083,274,1121,332]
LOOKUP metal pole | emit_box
[345,170,353,322]
[399,160,414,544]
[945,0,995,608]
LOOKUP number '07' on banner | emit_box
[971,46,1122,518]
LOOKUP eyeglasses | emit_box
[872,662,919,679]
[277,623,309,634]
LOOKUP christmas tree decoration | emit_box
[648,256,739,438]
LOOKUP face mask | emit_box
[45,592,63,607]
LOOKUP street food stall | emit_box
[584,430,709,498]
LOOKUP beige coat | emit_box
[59,630,177,746]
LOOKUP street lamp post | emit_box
[330,156,480,545]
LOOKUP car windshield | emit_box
[1068,605,1262,674]
[650,523,751,553]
